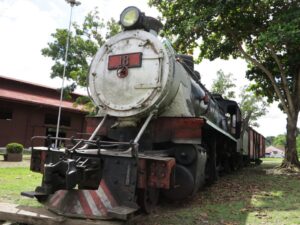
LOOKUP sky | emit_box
[0,0,295,137]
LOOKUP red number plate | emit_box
[108,52,142,70]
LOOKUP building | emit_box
[0,75,88,148]
[265,146,285,158]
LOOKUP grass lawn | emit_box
[0,156,42,207]
[138,158,300,225]
[261,157,283,163]
[1,157,300,224]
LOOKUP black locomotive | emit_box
[23,6,264,220]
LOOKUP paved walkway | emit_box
[0,155,30,168]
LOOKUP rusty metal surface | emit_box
[137,159,147,189]
[248,127,265,160]
[148,159,175,189]
[152,117,204,143]
[85,117,205,144]
[137,157,176,189]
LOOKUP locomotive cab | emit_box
[212,94,242,139]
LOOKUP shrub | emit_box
[6,143,24,154]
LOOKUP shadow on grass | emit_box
[136,158,300,225]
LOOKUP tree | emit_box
[211,70,236,99]
[42,8,121,111]
[149,0,300,167]
[265,136,275,146]
[273,134,286,148]
[271,132,300,155]
[211,70,268,136]
[298,135,300,155]
[239,86,268,135]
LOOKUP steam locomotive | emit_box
[23,6,264,220]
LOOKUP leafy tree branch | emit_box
[42,8,121,113]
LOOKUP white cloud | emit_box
[79,0,160,22]
[0,0,61,87]
[256,103,286,137]
[196,58,249,90]
[0,0,297,137]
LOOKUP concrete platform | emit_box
[0,203,123,225]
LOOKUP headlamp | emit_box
[120,6,140,28]
[119,6,163,34]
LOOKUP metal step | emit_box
[107,206,138,220]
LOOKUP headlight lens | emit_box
[120,6,140,28]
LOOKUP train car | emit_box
[22,6,261,221]
[240,127,265,164]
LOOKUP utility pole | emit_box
[55,0,81,149]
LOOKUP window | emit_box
[44,114,56,125]
[45,127,66,147]
[232,114,236,128]
[0,108,13,120]
[44,114,71,127]
[61,116,71,127]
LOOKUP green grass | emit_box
[1,158,300,224]
[261,157,283,163]
[0,167,42,207]
[139,158,300,225]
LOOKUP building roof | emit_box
[265,146,285,154]
[0,75,87,113]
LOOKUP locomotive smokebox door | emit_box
[88,28,176,118]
